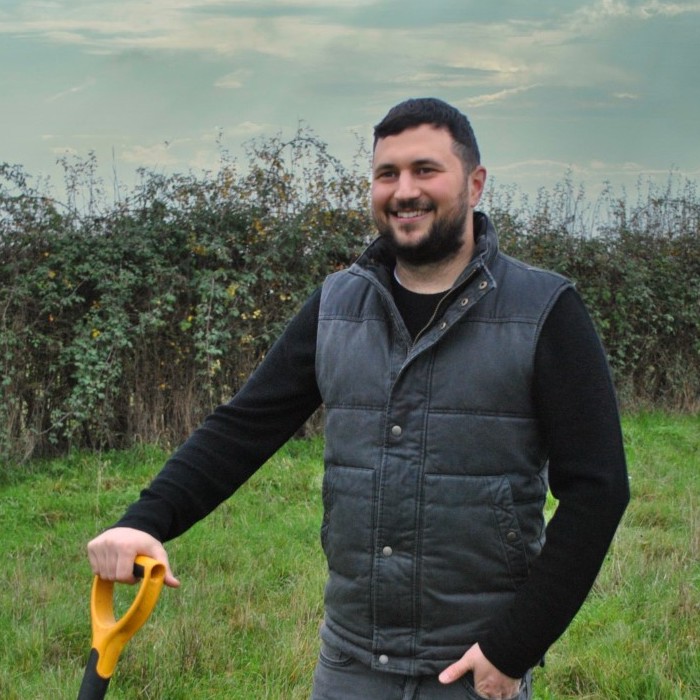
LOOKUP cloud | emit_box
[492,156,700,183]
[0,1,659,105]
[214,69,251,89]
[228,121,272,136]
[491,158,583,174]
[0,2,357,60]
[2,0,697,203]
[116,123,277,172]
[573,0,700,23]
[120,142,179,166]
[49,146,79,157]
[46,77,96,102]
[463,84,541,109]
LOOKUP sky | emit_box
[1,0,699,206]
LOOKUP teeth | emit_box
[396,210,426,218]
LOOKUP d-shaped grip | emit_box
[77,556,165,699]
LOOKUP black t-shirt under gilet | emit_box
[390,272,446,340]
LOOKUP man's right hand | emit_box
[87,527,181,588]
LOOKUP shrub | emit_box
[1,143,698,464]
[0,130,370,461]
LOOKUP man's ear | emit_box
[468,165,487,207]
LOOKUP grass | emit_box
[0,413,697,698]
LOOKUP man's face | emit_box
[371,124,485,265]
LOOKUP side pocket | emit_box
[488,476,530,584]
[321,464,376,634]
[420,474,530,645]
[321,464,376,577]
[318,641,354,669]
[460,670,531,700]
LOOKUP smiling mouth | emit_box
[396,210,426,219]
[392,207,433,220]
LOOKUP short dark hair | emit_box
[373,97,481,173]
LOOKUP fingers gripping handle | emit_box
[78,556,165,699]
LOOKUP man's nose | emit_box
[394,172,420,200]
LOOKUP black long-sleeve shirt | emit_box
[116,285,629,678]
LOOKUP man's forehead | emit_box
[372,125,455,166]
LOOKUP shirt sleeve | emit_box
[114,288,323,542]
[478,287,630,678]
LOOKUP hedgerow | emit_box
[1,133,698,463]
[0,131,370,461]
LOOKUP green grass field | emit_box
[0,413,697,699]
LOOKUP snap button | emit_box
[391,425,402,437]
[379,654,389,665]
[460,297,469,306]
[439,321,447,330]
[382,546,393,557]
[479,280,488,290]
[506,530,518,542]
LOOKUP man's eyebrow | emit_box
[372,161,394,172]
[412,158,443,169]
[373,157,443,172]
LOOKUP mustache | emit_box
[388,198,435,213]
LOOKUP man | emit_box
[87,98,629,699]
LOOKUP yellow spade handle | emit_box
[90,555,165,679]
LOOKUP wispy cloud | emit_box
[573,0,700,23]
[46,77,96,102]
[214,69,251,89]
[0,2,357,59]
[227,121,273,137]
[1,1,696,201]
[0,1,664,103]
[120,142,179,166]
[463,84,541,109]
[49,145,79,157]
[491,156,700,183]
[491,158,583,174]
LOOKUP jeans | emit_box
[311,642,532,700]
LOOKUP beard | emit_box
[375,195,470,266]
